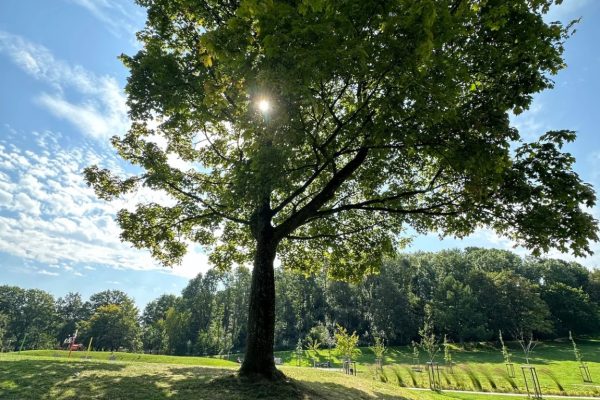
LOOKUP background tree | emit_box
[82,302,142,352]
[181,270,221,352]
[585,269,600,304]
[0,313,9,352]
[56,292,90,345]
[369,258,418,345]
[434,276,489,343]
[275,269,327,349]
[197,301,233,356]
[219,266,252,353]
[334,325,359,362]
[541,283,599,336]
[89,290,133,311]
[143,318,169,354]
[85,0,598,378]
[0,286,58,350]
[489,271,553,337]
[164,305,191,355]
[0,247,598,355]
[142,294,178,353]
[306,323,330,347]
[142,294,178,326]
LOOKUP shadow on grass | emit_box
[0,359,412,399]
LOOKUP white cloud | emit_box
[175,246,211,279]
[38,269,60,276]
[0,189,12,204]
[13,193,42,216]
[510,103,547,142]
[0,31,129,140]
[0,130,211,279]
[64,0,144,39]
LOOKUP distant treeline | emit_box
[1,248,599,355]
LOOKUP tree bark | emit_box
[239,228,282,379]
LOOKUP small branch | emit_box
[288,222,381,241]
[164,182,249,225]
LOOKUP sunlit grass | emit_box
[18,349,237,367]
[6,340,600,399]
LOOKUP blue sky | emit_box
[0,0,599,309]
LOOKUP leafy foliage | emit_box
[419,304,440,363]
[0,286,58,350]
[0,313,8,351]
[499,330,512,365]
[411,341,420,363]
[335,325,359,361]
[295,338,304,365]
[84,0,597,277]
[370,335,386,360]
[443,335,452,366]
[306,336,321,353]
[81,303,142,352]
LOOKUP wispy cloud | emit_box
[38,269,60,276]
[0,31,129,140]
[64,0,144,39]
[0,129,209,279]
[510,102,547,142]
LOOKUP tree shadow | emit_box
[0,360,413,399]
[0,358,126,399]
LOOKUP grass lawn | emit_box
[0,353,536,400]
[4,340,600,399]
[273,339,600,397]
[17,349,238,367]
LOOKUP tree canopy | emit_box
[85,0,598,377]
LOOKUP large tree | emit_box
[86,0,598,378]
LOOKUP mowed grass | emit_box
[18,349,237,367]
[0,353,475,400]
[272,339,600,396]
[4,340,600,399]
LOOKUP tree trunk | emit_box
[239,232,282,379]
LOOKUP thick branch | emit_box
[274,146,369,239]
[309,166,447,220]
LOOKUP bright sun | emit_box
[258,99,270,113]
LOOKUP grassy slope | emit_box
[0,353,534,400]
[18,349,237,367]
[274,339,600,396]
[7,340,600,399]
